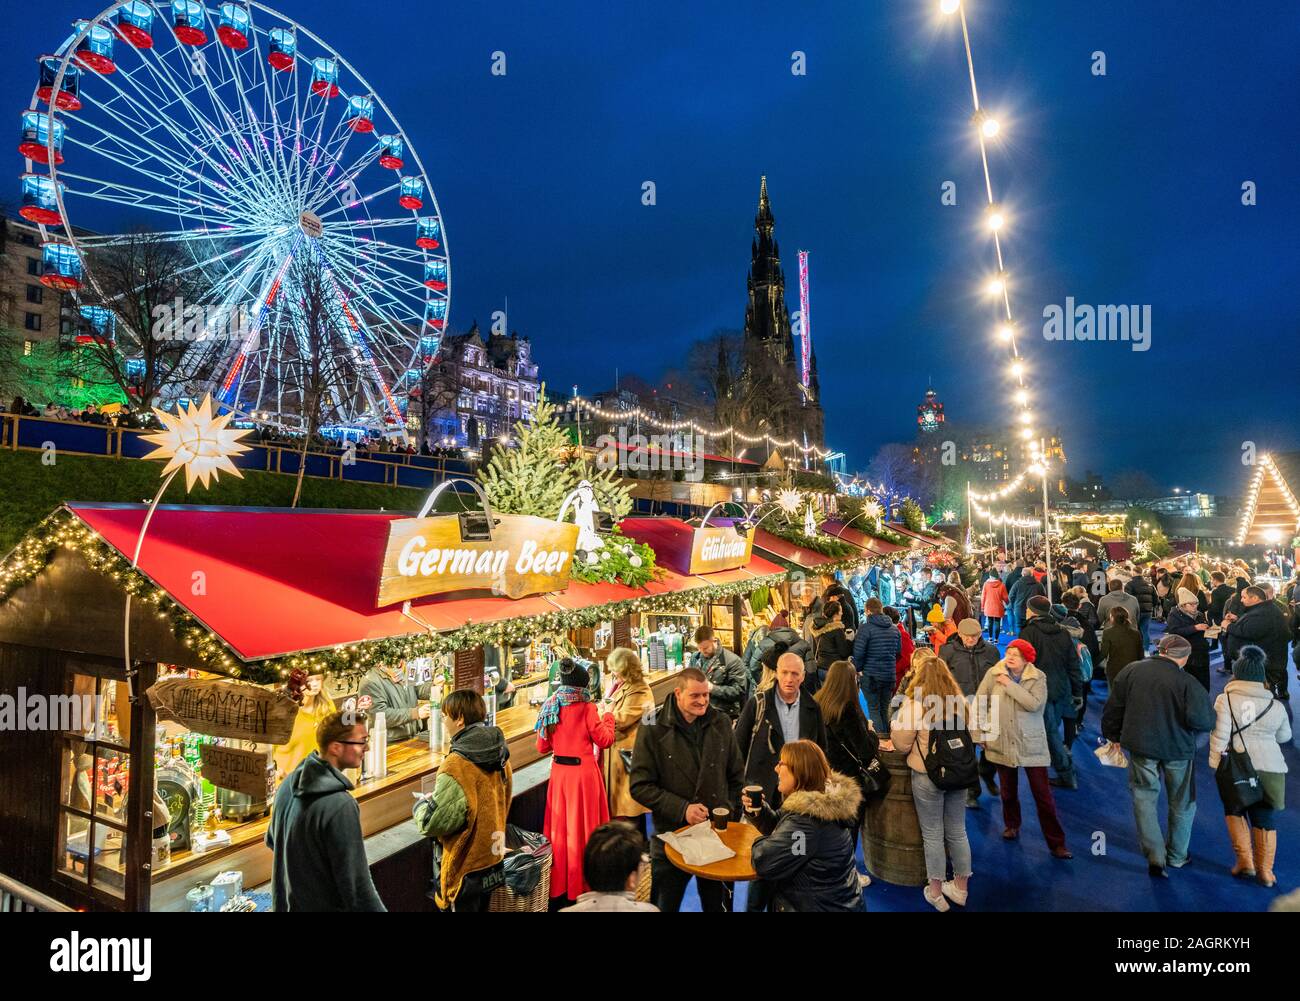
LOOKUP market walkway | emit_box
[683,622,1300,912]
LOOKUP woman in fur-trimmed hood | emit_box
[747,740,865,912]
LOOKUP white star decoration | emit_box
[140,394,252,491]
[863,499,883,521]
[777,488,803,515]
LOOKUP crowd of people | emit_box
[265,550,1299,913]
[7,395,147,428]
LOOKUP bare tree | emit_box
[412,351,461,451]
[867,443,939,511]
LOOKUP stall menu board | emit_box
[377,514,580,605]
[146,678,298,745]
[612,616,633,650]
[199,744,274,800]
[454,647,485,694]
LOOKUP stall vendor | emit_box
[358,660,432,743]
[274,674,338,780]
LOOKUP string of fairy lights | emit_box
[937,0,1054,514]
[571,396,836,460]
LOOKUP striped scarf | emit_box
[535,686,590,734]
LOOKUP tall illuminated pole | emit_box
[1036,441,1054,603]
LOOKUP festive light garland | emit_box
[1235,453,1300,546]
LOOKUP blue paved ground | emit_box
[682,621,1299,912]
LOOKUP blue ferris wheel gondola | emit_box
[218,3,250,49]
[19,173,64,226]
[36,55,81,111]
[19,111,64,165]
[345,95,375,133]
[113,1,155,48]
[73,20,117,74]
[39,242,81,291]
[171,1,208,46]
[311,57,339,98]
[77,305,116,345]
[398,177,424,211]
[267,27,295,71]
[424,299,447,330]
[377,134,403,169]
[422,259,447,291]
[415,217,441,249]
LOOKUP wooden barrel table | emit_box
[863,748,927,886]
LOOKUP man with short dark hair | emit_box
[630,667,744,912]
[691,625,749,720]
[853,596,901,733]
[561,821,658,911]
[1224,586,1293,699]
[267,710,386,912]
[1101,634,1215,878]
[1097,578,1141,642]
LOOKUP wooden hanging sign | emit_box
[377,514,580,606]
[199,743,274,800]
[688,525,753,575]
[146,677,298,745]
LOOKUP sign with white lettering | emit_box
[688,526,753,575]
[145,678,299,745]
[199,743,274,800]
[377,514,580,605]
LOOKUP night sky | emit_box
[7,1,1298,495]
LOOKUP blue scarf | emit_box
[535,685,591,734]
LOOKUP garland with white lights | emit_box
[1235,453,1300,546]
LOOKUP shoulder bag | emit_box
[1214,693,1272,814]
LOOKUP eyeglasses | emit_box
[338,738,371,747]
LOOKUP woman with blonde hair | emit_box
[891,656,974,911]
[746,740,865,911]
[895,646,939,704]
[601,648,654,824]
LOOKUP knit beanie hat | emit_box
[1177,587,1198,606]
[1027,595,1051,615]
[1006,639,1037,663]
[1233,645,1268,683]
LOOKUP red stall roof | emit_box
[750,528,850,570]
[885,522,955,548]
[64,504,785,663]
[820,521,911,557]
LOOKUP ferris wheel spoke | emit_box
[55,170,235,223]
[314,181,401,222]
[305,145,382,216]
[76,223,268,248]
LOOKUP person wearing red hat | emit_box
[975,641,1072,858]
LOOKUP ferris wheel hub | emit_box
[299,210,323,240]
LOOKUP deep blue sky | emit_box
[9,1,1299,494]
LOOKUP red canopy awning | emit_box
[885,522,954,548]
[820,521,911,557]
[66,504,785,663]
[750,528,848,570]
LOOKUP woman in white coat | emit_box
[1210,645,1292,887]
[975,639,1072,859]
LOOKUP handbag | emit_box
[835,724,890,799]
[619,749,634,773]
[1214,693,1271,814]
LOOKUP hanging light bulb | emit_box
[981,115,1000,138]
[986,207,1005,232]
[1010,360,1024,378]
[997,323,1014,342]
[940,0,959,13]
[986,274,1006,296]
[1015,390,1028,406]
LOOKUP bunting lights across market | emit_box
[18,2,451,439]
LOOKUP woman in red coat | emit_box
[981,574,1009,642]
[535,659,615,906]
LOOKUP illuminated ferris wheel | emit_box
[18,1,451,437]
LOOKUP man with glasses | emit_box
[266,709,386,911]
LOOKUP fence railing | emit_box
[0,873,75,912]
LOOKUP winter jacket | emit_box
[894,624,915,687]
[1225,601,1292,680]
[746,626,808,685]
[751,774,865,913]
[358,666,432,744]
[1126,575,1157,616]
[975,661,1051,769]
[822,583,860,633]
[267,752,386,912]
[1208,583,1235,624]
[1164,606,1211,675]
[1097,590,1141,629]
[1007,575,1045,616]
[1100,623,1144,687]
[602,679,654,818]
[736,686,829,807]
[823,703,879,815]
[629,695,744,843]
[891,694,970,775]
[981,577,1009,618]
[414,721,512,909]
[1018,614,1082,707]
[691,645,749,719]
[853,613,902,681]
[809,617,854,683]
[938,635,1000,697]
[1209,680,1292,773]
[1101,656,1216,761]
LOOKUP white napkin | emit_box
[658,820,736,866]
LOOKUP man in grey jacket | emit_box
[358,659,432,743]
[691,625,749,720]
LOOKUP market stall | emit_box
[0,502,786,912]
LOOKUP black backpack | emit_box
[922,712,979,791]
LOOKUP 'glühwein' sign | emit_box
[688,525,754,575]
[377,514,580,605]
[199,743,274,800]
[146,678,298,745]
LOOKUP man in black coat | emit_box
[1126,573,1157,652]
[690,625,749,720]
[1224,586,1293,698]
[1101,634,1215,877]
[939,618,1002,805]
[1019,596,1083,788]
[1207,571,1235,663]
[1008,568,1045,634]
[629,668,744,912]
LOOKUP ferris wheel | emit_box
[18,1,451,438]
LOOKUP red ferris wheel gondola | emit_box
[36,56,82,111]
[267,27,295,70]
[113,2,155,48]
[172,1,209,46]
[217,3,251,49]
[73,21,117,74]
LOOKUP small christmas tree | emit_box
[478,387,573,517]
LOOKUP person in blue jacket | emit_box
[853,597,902,733]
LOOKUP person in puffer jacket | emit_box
[853,597,902,733]
[809,600,854,689]
[747,740,864,912]
[746,623,809,688]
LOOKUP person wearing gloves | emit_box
[1164,588,1213,692]
[690,625,750,719]
[1210,645,1292,887]
[536,658,616,908]
[357,659,432,744]
[975,640,1072,858]
[745,740,865,912]
[414,690,512,912]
